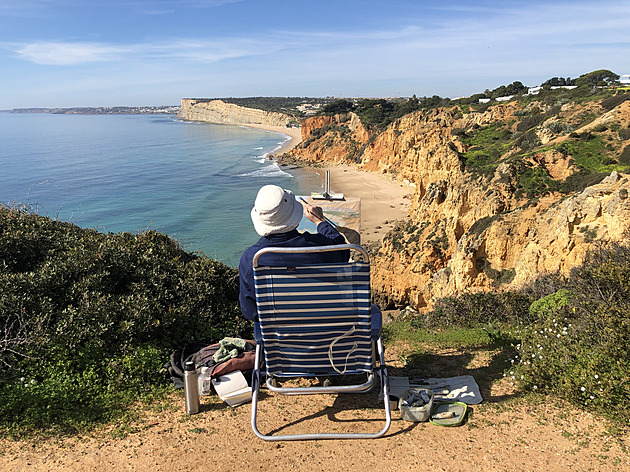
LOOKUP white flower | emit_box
[594,374,599,379]
[533,385,538,389]
[581,386,586,392]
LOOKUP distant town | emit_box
[7,106,181,115]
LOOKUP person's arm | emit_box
[238,253,258,321]
[303,202,345,244]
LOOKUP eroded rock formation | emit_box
[287,97,630,309]
[177,99,293,127]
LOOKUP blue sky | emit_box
[1,0,628,109]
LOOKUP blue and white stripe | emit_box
[254,261,374,376]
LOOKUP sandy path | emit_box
[2,343,628,472]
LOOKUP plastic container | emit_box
[429,401,467,427]
[183,361,200,414]
[399,388,434,422]
[198,366,212,396]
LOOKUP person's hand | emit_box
[303,202,326,225]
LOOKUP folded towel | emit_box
[212,337,249,364]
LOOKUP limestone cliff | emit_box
[287,94,630,309]
[177,99,293,127]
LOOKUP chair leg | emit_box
[250,339,392,441]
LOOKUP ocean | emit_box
[0,112,323,266]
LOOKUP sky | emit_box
[0,0,628,109]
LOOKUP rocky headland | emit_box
[177,98,294,127]
[285,95,630,310]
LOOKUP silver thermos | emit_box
[184,361,200,414]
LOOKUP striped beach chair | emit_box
[250,244,391,441]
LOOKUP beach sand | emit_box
[324,165,411,244]
[239,122,412,243]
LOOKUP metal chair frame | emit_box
[250,244,391,441]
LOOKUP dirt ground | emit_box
[1,338,628,472]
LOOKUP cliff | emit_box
[177,99,294,127]
[287,93,630,309]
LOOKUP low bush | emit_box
[514,243,630,422]
[0,206,248,436]
[418,243,630,424]
[419,291,533,329]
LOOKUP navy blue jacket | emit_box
[238,222,348,321]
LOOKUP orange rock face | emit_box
[288,99,630,310]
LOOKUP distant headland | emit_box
[8,105,180,115]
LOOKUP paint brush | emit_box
[298,197,338,227]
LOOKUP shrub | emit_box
[420,291,533,329]
[514,243,630,423]
[600,92,630,111]
[0,207,248,436]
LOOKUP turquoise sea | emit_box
[0,113,322,266]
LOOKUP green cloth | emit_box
[212,337,249,364]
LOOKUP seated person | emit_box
[239,184,348,323]
[238,184,382,343]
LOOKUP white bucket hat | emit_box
[251,185,303,236]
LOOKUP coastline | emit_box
[236,122,302,154]
[236,121,411,244]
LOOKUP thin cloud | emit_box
[8,37,285,66]
[14,42,130,65]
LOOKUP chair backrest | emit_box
[253,245,373,377]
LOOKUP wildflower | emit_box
[533,385,538,389]
[594,374,599,379]
[581,386,586,392]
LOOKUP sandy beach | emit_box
[324,165,411,243]
[238,123,412,244]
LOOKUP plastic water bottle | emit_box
[183,361,200,414]
[198,366,212,396]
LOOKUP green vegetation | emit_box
[407,243,630,425]
[321,95,450,130]
[0,206,249,438]
[453,87,630,196]
[458,123,513,176]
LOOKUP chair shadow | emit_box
[255,383,419,438]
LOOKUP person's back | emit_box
[239,185,348,322]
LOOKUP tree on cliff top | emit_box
[575,69,619,87]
